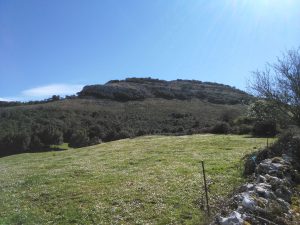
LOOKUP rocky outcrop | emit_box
[78,78,252,104]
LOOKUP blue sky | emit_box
[1,0,299,101]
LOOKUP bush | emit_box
[103,130,118,142]
[220,110,237,123]
[88,125,104,139]
[38,127,63,146]
[237,124,253,135]
[234,116,253,125]
[136,130,146,136]
[211,122,231,134]
[252,120,277,137]
[30,135,44,150]
[116,130,133,139]
[0,132,31,155]
[89,136,102,145]
[69,130,90,148]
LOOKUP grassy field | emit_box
[0,134,273,225]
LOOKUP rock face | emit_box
[212,153,299,225]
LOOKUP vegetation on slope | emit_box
[0,134,272,225]
[78,78,252,104]
[0,97,246,156]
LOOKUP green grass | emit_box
[0,134,273,225]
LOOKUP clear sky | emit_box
[1,0,299,101]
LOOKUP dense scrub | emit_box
[0,98,245,156]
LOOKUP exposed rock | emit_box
[241,195,256,210]
[240,183,254,192]
[277,198,291,213]
[256,175,266,183]
[212,156,298,225]
[275,186,292,203]
[212,134,300,224]
[254,184,273,199]
[218,211,244,225]
[256,158,291,177]
[264,174,290,188]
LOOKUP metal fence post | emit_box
[201,161,210,216]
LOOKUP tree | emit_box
[249,48,300,126]
[252,120,277,137]
[247,100,281,136]
[38,127,63,146]
[247,100,289,126]
[69,130,90,148]
[88,125,104,139]
[51,95,60,101]
[1,132,31,154]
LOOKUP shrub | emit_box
[69,130,90,148]
[88,125,104,139]
[177,127,184,132]
[38,127,63,146]
[211,122,231,134]
[89,136,102,145]
[234,116,253,125]
[30,135,44,150]
[0,132,31,155]
[63,129,74,143]
[104,130,118,142]
[237,124,253,135]
[136,130,146,136]
[220,110,236,123]
[252,120,277,137]
[117,130,133,139]
[162,128,170,133]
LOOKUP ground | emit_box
[0,134,273,225]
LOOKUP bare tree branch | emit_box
[248,48,300,126]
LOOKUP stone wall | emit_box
[211,134,300,225]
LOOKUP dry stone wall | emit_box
[211,135,300,225]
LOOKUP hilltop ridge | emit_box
[78,78,251,104]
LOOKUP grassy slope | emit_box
[0,135,272,225]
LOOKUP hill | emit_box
[0,78,252,156]
[0,134,272,225]
[78,78,251,104]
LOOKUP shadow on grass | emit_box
[243,134,276,139]
[0,145,69,158]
